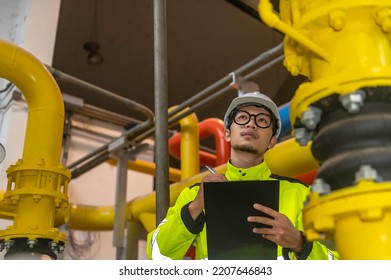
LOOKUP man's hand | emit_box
[188,173,227,221]
[247,203,303,252]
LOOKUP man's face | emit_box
[224,105,277,155]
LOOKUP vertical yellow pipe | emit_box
[0,40,64,164]
[0,39,70,255]
[179,113,200,179]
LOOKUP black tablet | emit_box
[204,180,279,260]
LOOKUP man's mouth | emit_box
[240,131,258,139]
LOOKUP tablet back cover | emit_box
[204,180,279,260]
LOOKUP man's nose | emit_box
[245,115,257,128]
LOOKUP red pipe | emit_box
[294,169,317,185]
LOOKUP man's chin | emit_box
[232,144,259,155]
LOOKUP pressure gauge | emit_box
[0,143,5,164]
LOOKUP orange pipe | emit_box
[294,169,317,185]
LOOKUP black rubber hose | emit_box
[315,147,391,190]
[311,91,391,190]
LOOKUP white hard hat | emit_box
[224,91,281,137]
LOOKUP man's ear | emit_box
[268,136,278,150]
[224,129,231,142]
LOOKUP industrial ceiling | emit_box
[52,0,302,135]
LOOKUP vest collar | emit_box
[225,160,271,181]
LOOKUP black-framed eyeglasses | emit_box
[233,110,273,129]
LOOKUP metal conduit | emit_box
[153,0,169,227]
[46,66,154,121]
[167,42,283,118]
[163,54,285,128]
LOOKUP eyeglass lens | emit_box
[233,110,272,128]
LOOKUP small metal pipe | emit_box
[67,119,152,177]
[166,56,283,126]
[245,55,285,80]
[153,0,170,225]
[61,112,73,166]
[167,42,283,118]
[66,144,107,169]
[70,152,110,179]
[113,149,132,260]
[125,221,141,260]
[46,66,154,121]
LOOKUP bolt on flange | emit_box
[354,164,383,184]
[339,90,366,113]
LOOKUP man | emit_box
[147,91,338,260]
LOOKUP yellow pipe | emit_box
[62,110,200,231]
[0,40,64,164]
[55,204,115,231]
[262,0,391,123]
[5,137,318,231]
[138,212,156,233]
[0,39,70,247]
[265,138,318,177]
[290,2,391,124]
[106,158,182,182]
[178,112,200,180]
[304,181,391,259]
[65,166,225,231]
[107,110,198,181]
[54,165,227,232]
[127,164,227,224]
[2,135,317,236]
[70,138,312,230]
[1,135,317,233]
[258,0,331,65]
[0,190,14,220]
[167,106,200,179]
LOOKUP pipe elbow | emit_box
[258,0,281,28]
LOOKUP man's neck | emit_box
[230,152,264,169]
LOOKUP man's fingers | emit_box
[253,203,278,218]
[247,215,275,226]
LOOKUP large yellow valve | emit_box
[259,0,391,259]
